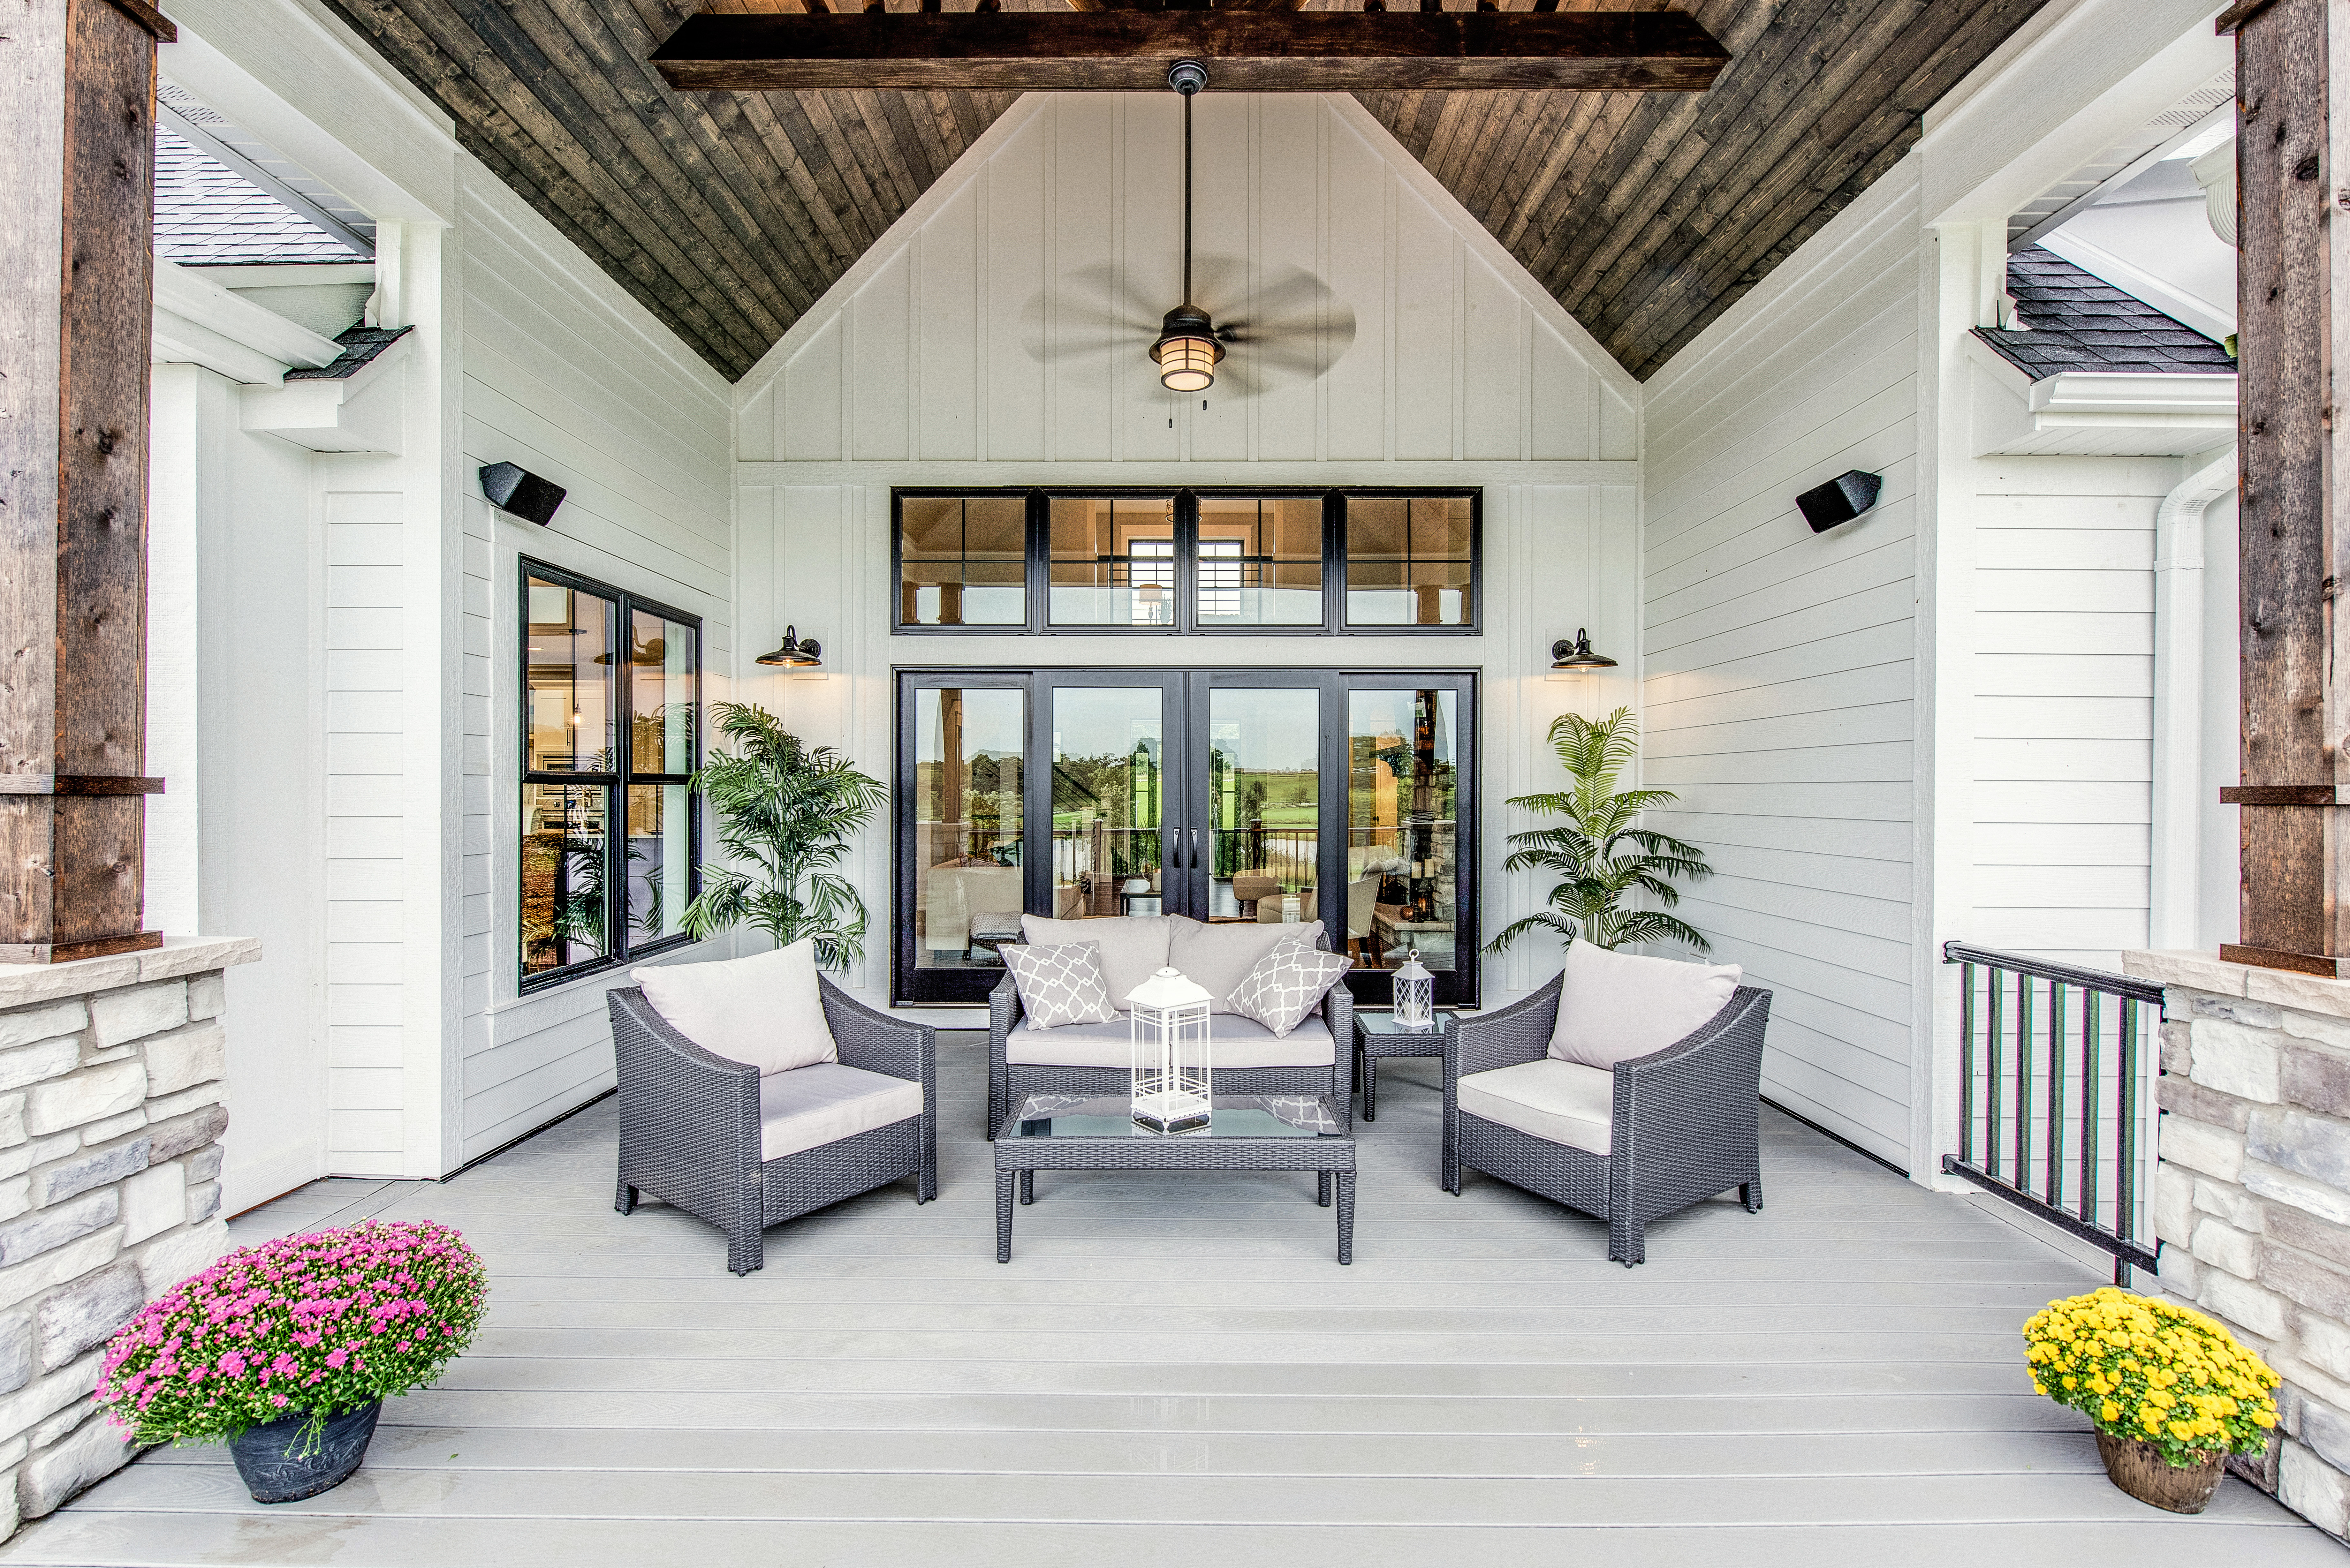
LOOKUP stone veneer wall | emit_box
[0,938,256,1540]
[2126,949,2350,1540]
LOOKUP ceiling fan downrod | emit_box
[1150,58,1223,394]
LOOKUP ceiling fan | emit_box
[1019,60,1355,397]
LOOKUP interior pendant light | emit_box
[1149,60,1225,395]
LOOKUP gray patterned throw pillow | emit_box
[1226,935,1351,1038]
[1002,941,1118,1029]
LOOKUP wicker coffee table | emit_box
[1353,1009,1456,1121]
[994,1094,1357,1264]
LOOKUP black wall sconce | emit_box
[756,626,823,668]
[480,462,567,526]
[1549,628,1619,672]
[1796,470,1882,533]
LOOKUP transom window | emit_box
[895,489,1481,636]
[520,561,702,990]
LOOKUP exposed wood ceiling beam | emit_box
[649,10,1730,93]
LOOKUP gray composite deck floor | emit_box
[1,1038,2332,1565]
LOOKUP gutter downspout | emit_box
[2149,448,2238,950]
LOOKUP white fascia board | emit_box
[240,332,413,452]
[152,258,343,384]
[161,6,458,225]
[1919,0,2232,228]
[2028,371,2237,418]
[188,262,377,289]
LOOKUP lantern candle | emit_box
[1128,966,1214,1134]
[1392,948,1434,1030]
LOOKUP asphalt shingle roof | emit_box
[154,127,360,267]
[286,326,412,381]
[1972,245,2237,379]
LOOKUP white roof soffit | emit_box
[2008,65,2236,250]
[157,83,374,257]
[152,257,342,385]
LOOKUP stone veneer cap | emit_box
[2124,949,2350,1022]
[0,938,261,1011]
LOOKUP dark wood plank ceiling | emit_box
[321,0,2049,382]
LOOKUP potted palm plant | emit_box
[680,702,888,968]
[1488,705,1712,954]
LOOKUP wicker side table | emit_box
[1352,1009,1456,1122]
[993,1095,1357,1264]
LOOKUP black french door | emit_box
[895,667,1476,1009]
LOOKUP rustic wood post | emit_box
[0,0,174,963]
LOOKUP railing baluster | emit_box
[1986,967,2005,1181]
[2116,997,2141,1287]
[2014,975,2035,1192]
[2080,988,2101,1229]
[2046,981,2067,1210]
[1958,961,1976,1167]
[1938,941,2160,1278]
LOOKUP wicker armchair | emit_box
[608,979,937,1275]
[987,930,1355,1139]
[1443,972,1772,1266]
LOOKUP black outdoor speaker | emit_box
[1796,470,1882,533]
[480,462,566,526]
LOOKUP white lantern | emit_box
[1128,966,1214,1133]
[1393,947,1434,1030]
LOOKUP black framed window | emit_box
[893,665,1478,1009]
[521,560,701,990]
[892,488,1481,636]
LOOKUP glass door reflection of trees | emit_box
[521,563,700,988]
[894,669,1474,1007]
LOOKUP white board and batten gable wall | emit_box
[732,92,1641,1011]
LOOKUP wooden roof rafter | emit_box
[650,7,1732,93]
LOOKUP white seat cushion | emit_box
[1549,941,1740,1070]
[1458,1058,1615,1157]
[758,1062,924,1162]
[1005,1011,1335,1069]
[1020,914,1173,1003]
[634,937,837,1077]
[1169,919,1326,1014]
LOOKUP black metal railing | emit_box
[1941,940,2162,1284]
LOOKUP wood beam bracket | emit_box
[649,11,1732,93]
[0,777,166,798]
[2215,0,2284,37]
[2220,784,2349,804]
[102,0,175,41]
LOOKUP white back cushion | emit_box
[1170,919,1325,1013]
[634,938,838,1076]
[1020,914,1172,1003]
[1548,940,1740,1070]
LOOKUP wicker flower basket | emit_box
[2096,1432,2227,1515]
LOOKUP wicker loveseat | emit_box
[987,914,1354,1139]
[608,979,937,1275]
[1443,968,1771,1266]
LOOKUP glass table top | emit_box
[1006,1095,1345,1140]
[1357,1009,1453,1037]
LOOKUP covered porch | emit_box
[0,1044,2324,1564]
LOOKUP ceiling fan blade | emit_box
[1019,262,1163,374]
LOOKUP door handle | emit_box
[1190,828,1200,869]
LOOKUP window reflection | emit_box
[521,782,610,976]
[1345,496,1474,626]
[1195,498,1322,626]
[900,496,1026,626]
[1049,498,1179,626]
[526,578,616,770]
[1347,689,1458,970]
[1208,689,1318,926]
[914,688,1026,971]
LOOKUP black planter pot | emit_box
[227,1401,382,1503]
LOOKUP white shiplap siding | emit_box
[1639,161,1925,1170]
[458,168,735,1163]
[1970,458,2173,970]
